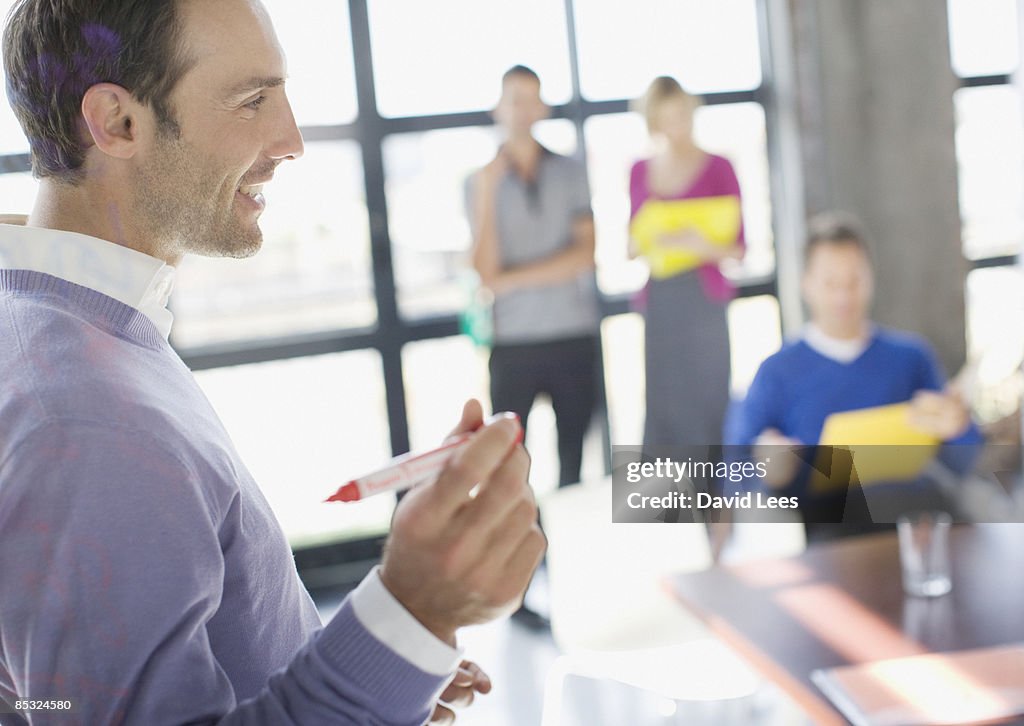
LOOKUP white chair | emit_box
[538,478,762,725]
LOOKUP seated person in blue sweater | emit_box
[0,1,545,724]
[726,212,982,540]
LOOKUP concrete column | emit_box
[769,0,968,375]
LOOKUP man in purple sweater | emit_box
[0,1,545,724]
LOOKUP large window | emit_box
[0,0,778,559]
[402,337,489,451]
[366,0,573,118]
[0,104,27,156]
[946,0,1023,262]
[263,0,359,126]
[172,140,375,348]
[194,352,392,547]
[1,0,1018,572]
[947,0,1019,78]
[0,172,36,214]
[574,0,762,99]
[966,267,1024,424]
[953,86,1024,261]
[946,0,1023,425]
[384,119,578,319]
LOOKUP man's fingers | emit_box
[453,446,531,538]
[502,524,547,600]
[440,447,532,577]
[429,417,522,515]
[430,703,456,725]
[910,393,948,425]
[447,399,484,441]
[438,660,492,708]
[440,680,476,709]
[477,520,545,608]
[513,524,548,573]
[485,499,544,576]
[462,660,493,694]
[756,427,801,448]
[450,666,474,688]
[912,389,950,411]
[444,509,544,617]
[908,388,970,439]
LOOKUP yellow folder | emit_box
[630,195,741,279]
[813,402,940,489]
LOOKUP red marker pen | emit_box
[325,412,522,503]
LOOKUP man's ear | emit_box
[80,83,145,160]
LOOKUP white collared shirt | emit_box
[0,222,462,678]
[803,322,874,364]
[0,223,175,338]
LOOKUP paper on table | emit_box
[812,644,1024,726]
[629,195,741,279]
[813,402,940,489]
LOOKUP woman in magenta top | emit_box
[629,76,745,459]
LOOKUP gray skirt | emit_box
[642,270,731,455]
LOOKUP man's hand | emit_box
[909,388,971,440]
[379,400,546,645]
[753,428,803,489]
[429,660,493,725]
[471,153,509,292]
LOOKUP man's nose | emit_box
[268,97,304,162]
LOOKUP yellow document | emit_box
[814,402,940,488]
[630,195,741,279]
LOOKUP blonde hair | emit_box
[633,76,701,134]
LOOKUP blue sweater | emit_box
[0,270,446,725]
[725,329,982,491]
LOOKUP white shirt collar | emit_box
[803,322,873,363]
[0,223,175,339]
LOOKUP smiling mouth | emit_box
[237,183,264,199]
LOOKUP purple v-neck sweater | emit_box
[0,270,444,725]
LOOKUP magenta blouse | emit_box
[629,153,745,302]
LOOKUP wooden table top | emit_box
[667,525,1024,724]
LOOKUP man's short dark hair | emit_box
[502,65,540,86]
[804,211,874,265]
[2,0,195,184]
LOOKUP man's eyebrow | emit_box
[223,76,287,98]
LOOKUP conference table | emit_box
[667,525,1024,725]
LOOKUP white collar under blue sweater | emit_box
[803,321,874,363]
[0,223,175,339]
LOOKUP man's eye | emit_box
[244,95,267,111]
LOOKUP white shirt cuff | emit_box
[349,565,464,677]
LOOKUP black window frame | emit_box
[0,0,1015,586]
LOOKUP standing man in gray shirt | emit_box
[468,65,601,492]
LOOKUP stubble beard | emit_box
[133,131,263,260]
